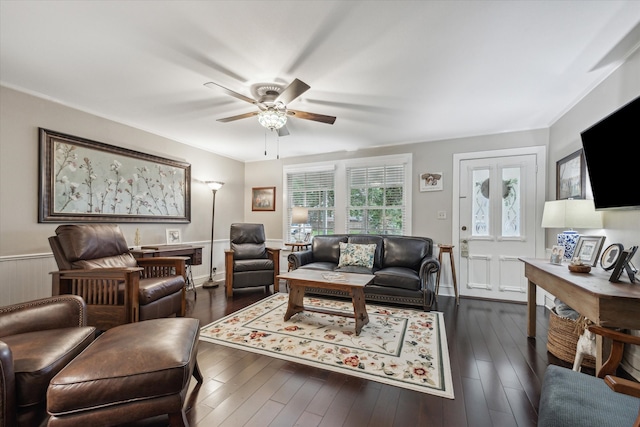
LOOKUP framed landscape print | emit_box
[252,187,276,211]
[39,128,191,223]
[556,149,585,200]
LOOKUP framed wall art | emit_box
[166,228,182,244]
[556,149,586,200]
[420,172,443,192]
[252,186,276,211]
[573,235,605,267]
[39,128,191,223]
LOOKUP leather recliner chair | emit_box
[49,224,187,331]
[224,223,280,297]
[0,295,96,427]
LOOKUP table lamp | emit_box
[541,199,603,260]
[291,207,309,242]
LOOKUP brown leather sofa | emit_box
[0,295,96,427]
[49,224,187,330]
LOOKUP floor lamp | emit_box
[203,181,224,288]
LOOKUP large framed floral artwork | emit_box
[39,128,191,223]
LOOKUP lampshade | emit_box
[206,181,224,191]
[541,199,603,260]
[541,199,603,229]
[258,105,287,130]
[292,207,309,224]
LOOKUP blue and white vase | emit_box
[558,231,580,260]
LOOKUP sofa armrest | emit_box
[0,295,88,337]
[419,256,440,292]
[288,250,313,270]
[0,340,16,427]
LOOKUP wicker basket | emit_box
[547,308,596,369]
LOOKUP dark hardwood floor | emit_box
[129,284,572,427]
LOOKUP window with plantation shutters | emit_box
[283,154,411,240]
[285,167,335,240]
[346,163,406,235]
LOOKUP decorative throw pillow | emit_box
[337,242,376,269]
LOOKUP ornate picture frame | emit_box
[573,235,606,267]
[251,187,276,211]
[556,149,585,200]
[39,128,191,223]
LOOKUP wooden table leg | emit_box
[527,279,536,337]
[284,283,305,321]
[351,287,369,336]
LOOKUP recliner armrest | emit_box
[0,295,88,337]
[288,250,314,270]
[136,256,188,278]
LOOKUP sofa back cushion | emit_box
[53,224,138,269]
[347,235,384,268]
[382,236,432,271]
[311,235,348,263]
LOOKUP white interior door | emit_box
[457,154,538,302]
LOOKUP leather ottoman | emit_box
[46,318,203,427]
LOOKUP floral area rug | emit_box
[199,293,454,398]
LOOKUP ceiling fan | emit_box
[204,78,336,137]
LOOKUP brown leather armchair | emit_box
[224,223,280,297]
[49,224,187,331]
[0,295,96,427]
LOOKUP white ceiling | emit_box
[2,1,639,163]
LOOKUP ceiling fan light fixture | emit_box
[258,105,287,130]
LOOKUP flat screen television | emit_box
[580,95,640,210]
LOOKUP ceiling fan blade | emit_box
[288,109,336,125]
[216,111,258,123]
[277,125,290,137]
[204,82,257,105]
[277,78,310,105]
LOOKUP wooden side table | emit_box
[436,244,459,305]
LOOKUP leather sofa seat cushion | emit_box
[299,262,338,271]
[234,258,274,272]
[3,327,96,409]
[311,235,348,263]
[139,276,185,304]
[47,318,199,416]
[374,267,421,291]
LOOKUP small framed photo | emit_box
[166,228,181,244]
[573,235,606,267]
[420,172,443,192]
[600,243,624,271]
[550,245,564,265]
[252,187,276,211]
[556,149,586,200]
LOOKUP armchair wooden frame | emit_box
[224,248,280,298]
[52,257,187,331]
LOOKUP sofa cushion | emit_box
[55,224,130,262]
[71,253,138,269]
[3,327,95,409]
[374,267,421,291]
[311,235,348,263]
[347,235,384,268]
[299,262,337,271]
[337,242,377,270]
[383,236,431,270]
[232,242,267,260]
[234,258,274,272]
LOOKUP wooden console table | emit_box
[520,257,640,369]
[131,245,203,295]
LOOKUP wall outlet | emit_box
[437,211,447,219]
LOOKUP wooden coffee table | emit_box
[276,269,375,336]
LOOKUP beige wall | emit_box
[244,129,548,249]
[0,86,245,256]
[548,46,640,267]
